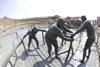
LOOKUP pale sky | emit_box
[0,0,100,20]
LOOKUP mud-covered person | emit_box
[71,15,95,63]
[45,18,74,59]
[23,27,46,50]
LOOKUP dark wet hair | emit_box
[32,27,37,31]
[57,18,65,27]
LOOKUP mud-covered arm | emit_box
[23,31,30,39]
[56,28,73,41]
[72,22,87,37]
[67,26,78,28]
[62,26,73,33]
[38,29,47,32]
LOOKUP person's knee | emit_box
[88,48,91,52]
[47,45,51,50]
[55,45,58,50]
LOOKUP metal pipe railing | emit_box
[0,32,15,38]
[2,40,22,67]
[95,30,100,45]
[0,32,17,48]
[58,30,82,62]
[1,32,27,67]
[42,31,45,45]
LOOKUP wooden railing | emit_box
[1,32,27,67]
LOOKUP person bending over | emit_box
[23,27,46,50]
[45,18,74,59]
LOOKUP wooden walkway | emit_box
[0,26,99,67]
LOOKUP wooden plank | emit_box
[9,44,31,67]
[41,43,66,67]
[39,45,61,67]
[24,38,39,67]
[30,42,47,67]
[36,37,62,67]
[32,40,55,67]
[26,48,39,67]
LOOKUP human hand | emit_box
[44,30,47,32]
[71,33,75,37]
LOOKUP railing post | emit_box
[9,60,14,67]
[65,37,74,62]
[16,32,18,39]
[12,40,18,57]
[42,31,45,45]
[96,33,99,45]
[16,32,22,40]
[16,32,27,55]
[22,40,27,54]
[97,33,100,67]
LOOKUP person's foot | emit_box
[60,43,63,45]
[28,48,30,51]
[49,54,51,58]
[55,56,60,59]
[86,56,89,59]
[64,42,66,44]
[79,60,84,63]
[72,53,74,55]
[37,47,40,49]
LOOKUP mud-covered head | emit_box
[81,15,87,23]
[32,27,37,31]
[57,18,65,28]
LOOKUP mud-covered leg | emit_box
[45,37,52,58]
[53,40,60,59]
[28,37,32,51]
[34,37,39,49]
[80,48,87,63]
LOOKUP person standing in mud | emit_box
[23,27,46,50]
[71,15,95,63]
[45,18,74,59]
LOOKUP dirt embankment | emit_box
[0,15,59,34]
[0,17,100,34]
[0,19,25,34]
